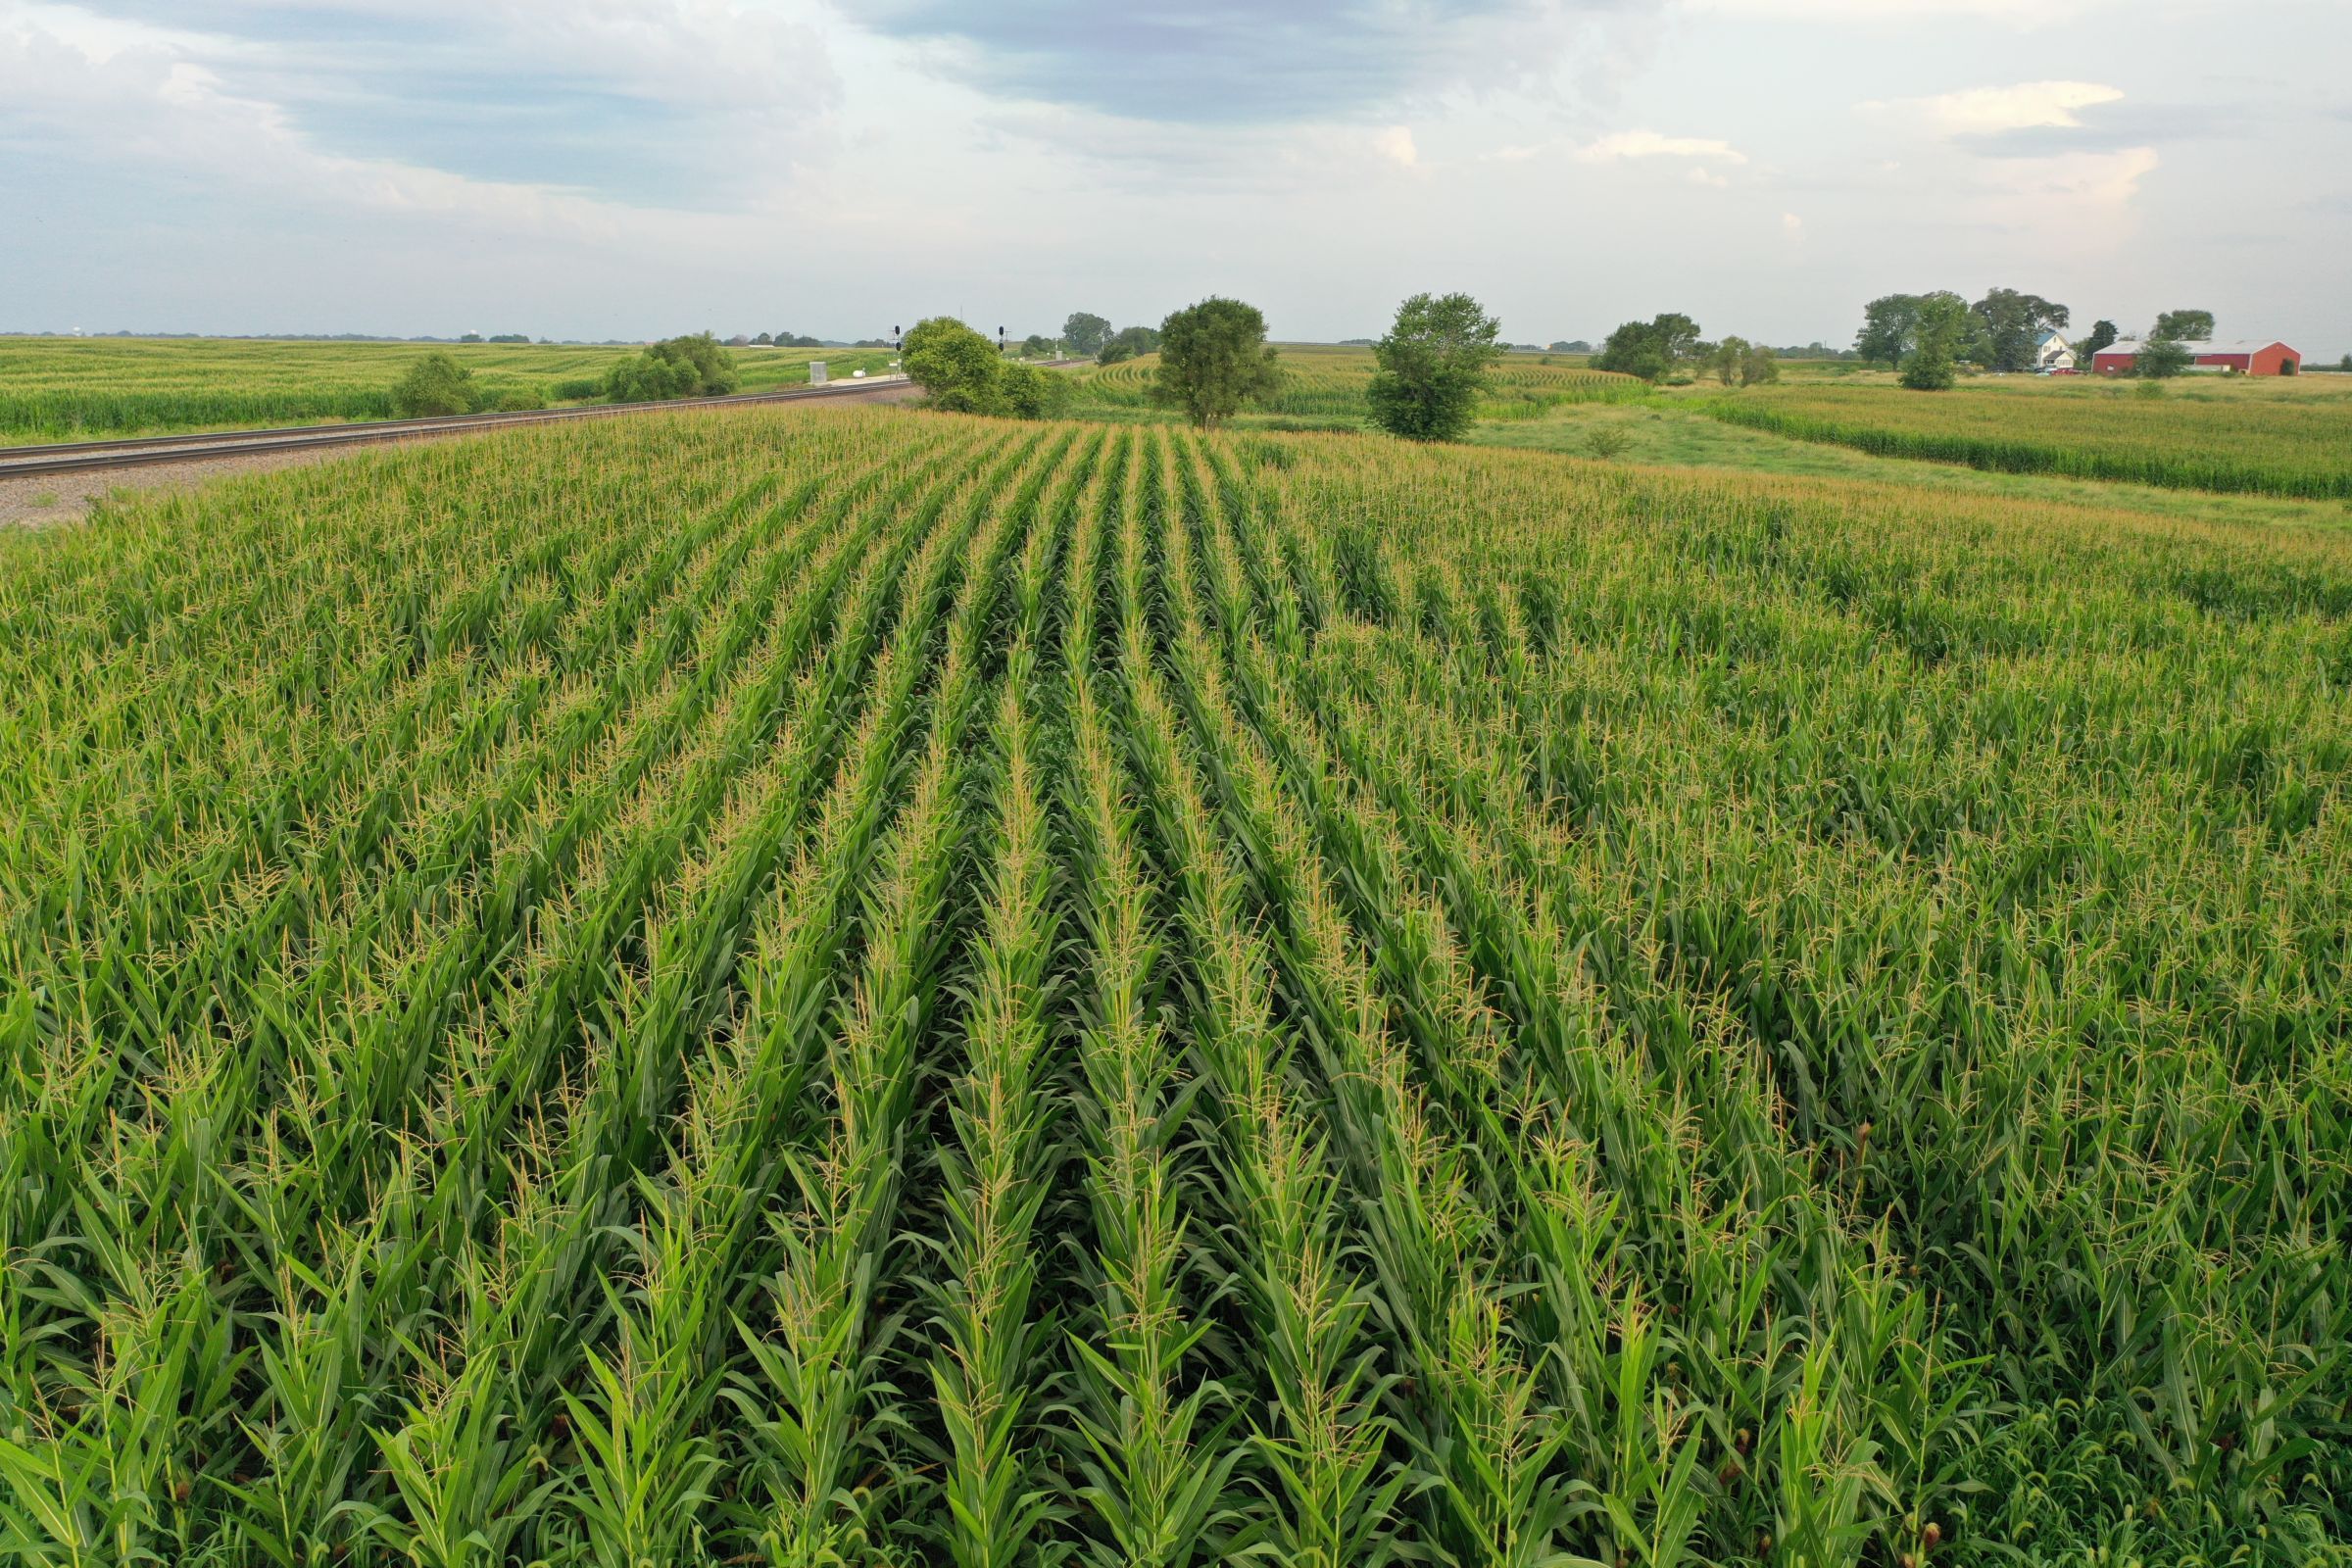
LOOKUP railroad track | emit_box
[0,374,917,479]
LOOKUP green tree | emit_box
[1062,312,1112,356]
[1593,314,1703,381]
[1971,287,2070,372]
[605,333,739,403]
[1153,298,1280,427]
[1854,294,1925,368]
[1363,291,1504,442]
[391,353,483,416]
[2134,336,2192,378]
[1097,324,1162,366]
[2153,309,2215,342]
[1899,292,1971,390]
[1740,342,1780,385]
[1594,321,1667,380]
[1651,313,1702,363]
[2081,319,2119,359]
[1018,333,1056,359]
[904,317,1005,412]
[1708,334,1749,385]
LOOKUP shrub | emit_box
[905,318,1006,414]
[494,387,549,412]
[998,362,1073,419]
[391,353,483,417]
[551,377,603,402]
[904,318,1071,419]
[1585,424,1633,459]
[604,333,740,403]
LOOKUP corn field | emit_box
[2,405,2348,1567]
[1709,383,2352,498]
[0,339,897,442]
[1075,345,1646,422]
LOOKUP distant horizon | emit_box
[9,325,2346,362]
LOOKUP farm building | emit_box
[2091,338,2302,375]
[2034,330,2076,371]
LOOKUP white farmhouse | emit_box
[2034,329,2076,372]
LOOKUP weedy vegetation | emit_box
[0,336,897,441]
[1709,380,2352,497]
[0,403,2347,1566]
[1075,342,1647,424]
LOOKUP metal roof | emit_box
[2099,338,2285,356]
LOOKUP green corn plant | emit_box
[1111,512,1410,1562]
[5,395,2350,1568]
[1054,651,1237,1567]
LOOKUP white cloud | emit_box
[1577,130,1747,164]
[1687,166,1729,187]
[1860,80,2124,138]
[1782,211,1803,232]
[1376,124,1419,168]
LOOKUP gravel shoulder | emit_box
[0,446,382,530]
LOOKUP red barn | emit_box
[2092,338,2302,375]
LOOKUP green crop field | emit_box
[1706,380,2352,499]
[0,337,899,443]
[3,404,2346,1567]
[1073,342,1646,422]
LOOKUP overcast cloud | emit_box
[3,0,2346,355]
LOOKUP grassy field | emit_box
[1474,401,2352,532]
[1704,378,2352,499]
[1071,342,1646,423]
[0,337,899,442]
[3,404,2346,1567]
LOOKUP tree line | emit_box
[390,333,748,417]
[1591,316,1781,386]
[1855,292,2225,388]
[1057,313,1164,365]
[905,294,1540,441]
[902,306,1272,426]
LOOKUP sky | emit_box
[3,0,2347,355]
